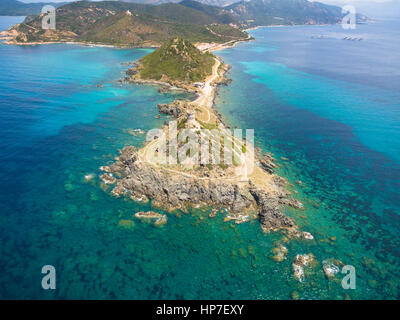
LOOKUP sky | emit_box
[314,0,400,17]
[20,0,70,2]
[17,0,398,3]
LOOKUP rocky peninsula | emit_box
[101,38,310,238]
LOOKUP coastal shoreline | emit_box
[0,38,159,49]
[0,36,253,51]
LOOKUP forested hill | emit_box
[133,37,215,84]
[226,0,356,27]
[6,1,247,45]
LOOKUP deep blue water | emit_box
[0,16,399,299]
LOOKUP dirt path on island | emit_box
[137,56,277,191]
[193,58,221,124]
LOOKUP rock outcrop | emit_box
[257,152,277,173]
[157,100,189,118]
[107,146,300,234]
[249,185,296,232]
[100,173,117,185]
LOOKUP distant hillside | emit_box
[133,37,215,84]
[191,0,237,6]
[127,1,237,24]
[179,0,235,24]
[6,1,248,45]
[0,0,66,16]
[226,0,345,27]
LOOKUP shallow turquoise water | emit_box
[215,20,400,299]
[0,17,399,299]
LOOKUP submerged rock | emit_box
[238,247,247,258]
[126,128,145,136]
[272,245,288,262]
[291,291,300,300]
[134,211,168,226]
[322,258,343,279]
[84,173,95,182]
[53,210,67,219]
[135,211,163,219]
[64,183,75,192]
[117,219,135,230]
[89,192,98,201]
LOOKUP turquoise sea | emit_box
[0,16,399,299]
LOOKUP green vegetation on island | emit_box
[132,38,215,85]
